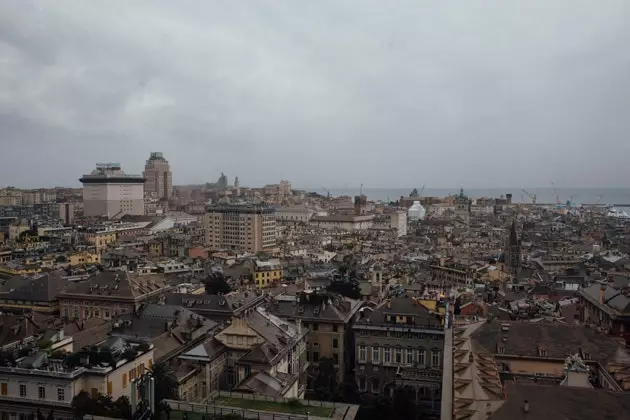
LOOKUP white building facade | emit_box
[80,163,145,219]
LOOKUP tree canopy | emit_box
[204,271,232,295]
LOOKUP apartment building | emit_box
[268,291,363,386]
[0,338,154,420]
[252,259,283,288]
[58,270,170,321]
[80,162,145,219]
[353,297,445,415]
[178,306,309,399]
[143,152,173,200]
[203,202,276,253]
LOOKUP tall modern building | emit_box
[143,152,172,199]
[203,202,276,252]
[79,163,145,219]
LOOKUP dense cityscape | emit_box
[0,153,629,419]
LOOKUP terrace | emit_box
[166,391,359,420]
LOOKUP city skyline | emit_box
[2,1,630,189]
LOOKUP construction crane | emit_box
[521,189,537,204]
[550,181,561,205]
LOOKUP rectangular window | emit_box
[431,350,440,367]
[406,349,414,364]
[38,386,45,399]
[384,347,391,364]
[395,348,402,363]
[57,388,65,401]
[107,381,113,396]
[418,350,425,365]
[332,338,338,349]
[0,383,6,395]
[372,347,380,364]
[358,345,367,362]
[19,384,26,397]
[123,373,127,388]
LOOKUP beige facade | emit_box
[0,346,154,420]
[309,214,375,231]
[143,152,173,200]
[80,163,145,219]
[203,203,276,252]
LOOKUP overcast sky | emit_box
[1,1,630,189]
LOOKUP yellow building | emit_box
[84,231,117,250]
[69,251,101,266]
[0,260,41,276]
[254,259,283,288]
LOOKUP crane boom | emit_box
[521,189,537,204]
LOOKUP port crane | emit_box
[521,189,537,204]
[550,181,561,205]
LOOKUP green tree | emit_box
[313,357,338,401]
[204,272,232,295]
[151,361,179,416]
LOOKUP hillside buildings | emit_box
[79,163,145,219]
[143,152,173,200]
[203,202,276,253]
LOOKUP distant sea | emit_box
[304,187,630,206]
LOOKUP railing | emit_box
[214,391,339,408]
[0,394,73,407]
[165,399,333,420]
[0,366,85,378]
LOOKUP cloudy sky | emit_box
[1,0,630,189]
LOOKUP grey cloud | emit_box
[1,0,630,189]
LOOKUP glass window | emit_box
[431,350,440,367]
[372,346,380,364]
[406,349,414,364]
[418,350,426,365]
[19,384,26,397]
[384,347,391,363]
[332,338,338,349]
[57,388,65,401]
[395,347,402,363]
[38,386,45,399]
[358,345,367,362]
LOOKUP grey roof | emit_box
[0,270,68,303]
[580,283,630,315]
[235,371,297,397]
[268,294,362,323]
[59,271,169,301]
[490,383,630,420]
[355,297,443,329]
[472,321,623,362]
[165,291,264,316]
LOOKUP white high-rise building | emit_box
[80,163,145,219]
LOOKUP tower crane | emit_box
[521,189,537,205]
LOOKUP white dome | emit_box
[408,201,426,220]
